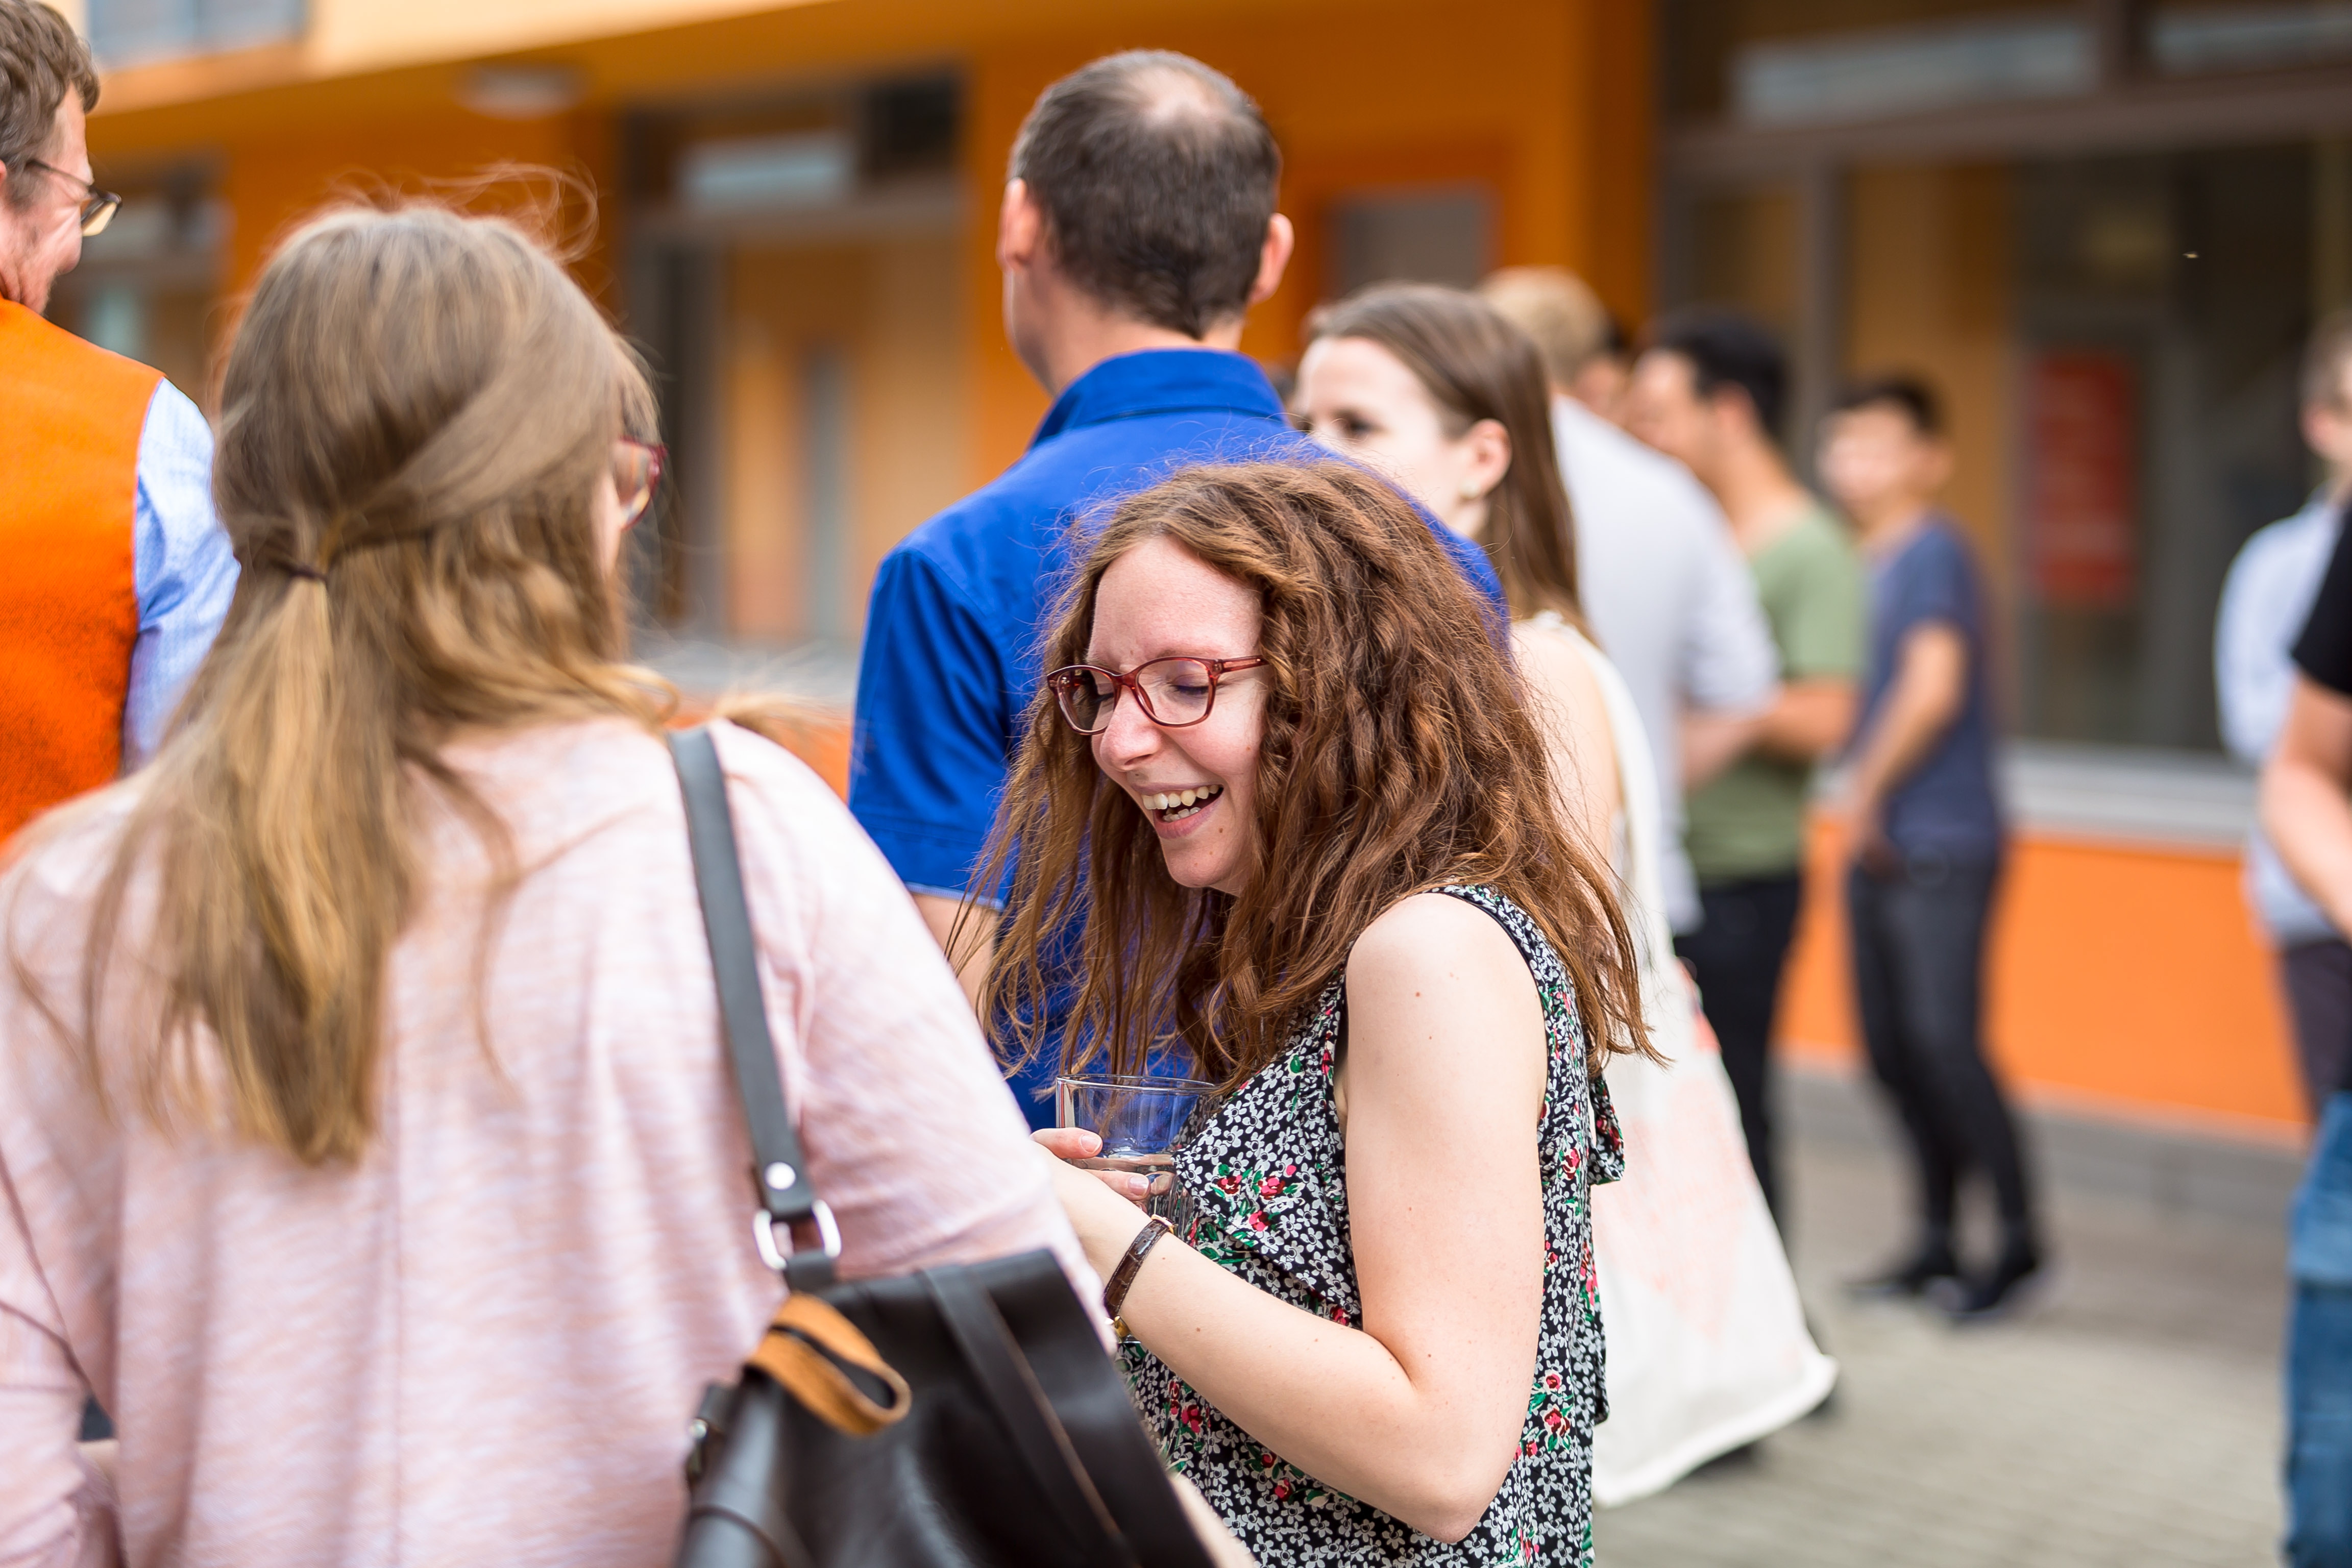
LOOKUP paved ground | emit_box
[1594,1070,2295,1567]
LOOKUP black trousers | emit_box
[2283,939,2352,1118]
[1675,872,1805,1219]
[1847,853,2036,1245]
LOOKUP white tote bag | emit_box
[1590,1006,1837,1504]
[1530,618,1837,1506]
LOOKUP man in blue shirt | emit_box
[2218,312,2352,1115]
[851,50,1503,1125]
[1819,376,2042,1319]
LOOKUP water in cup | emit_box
[1056,1073,1217,1238]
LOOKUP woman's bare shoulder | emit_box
[1348,891,1526,988]
[1511,618,1608,705]
[1342,893,1546,1112]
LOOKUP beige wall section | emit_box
[303,0,813,77]
[725,234,963,644]
[1843,164,2015,603]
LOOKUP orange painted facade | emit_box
[1780,817,2307,1140]
[85,0,1655,466]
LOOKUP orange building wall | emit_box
[91,94,618,402]
[722,235,966,642]
[92,0,1653,478]
[1779,816,2307,1140]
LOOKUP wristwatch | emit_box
[1104,1214,1175,1340]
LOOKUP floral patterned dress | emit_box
[1121,885,1625,1566]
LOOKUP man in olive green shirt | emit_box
[1628,310,1866,1220]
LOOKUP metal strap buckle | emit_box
[754,1199,842,1273]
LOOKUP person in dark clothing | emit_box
[2259,499,2352,1565]
[1819,376,2043,1319]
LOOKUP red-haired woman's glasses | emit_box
[615,438,666,529]
[1045,656,1264,735]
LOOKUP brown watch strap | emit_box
[1102,1214,1175,1320]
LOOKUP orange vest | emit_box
[0,299,158,842]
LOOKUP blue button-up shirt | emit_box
[126,380,239,766]
[849,348,1504,1121]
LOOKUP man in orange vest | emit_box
[1,0,235,841]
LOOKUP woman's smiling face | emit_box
[1085,535,1267,896]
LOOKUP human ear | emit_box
[1462,418,1513,501]
[1919,438,1955,495]
[1250,214,1295,306]
[997,180,1042,273]
[1712,385,1763,445]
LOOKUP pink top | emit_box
[0,720,1088,1567]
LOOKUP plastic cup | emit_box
[1055,1073,1218,1239]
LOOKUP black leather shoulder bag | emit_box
[667,726,1215,1568]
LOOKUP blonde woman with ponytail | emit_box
[0,201,1088,1564]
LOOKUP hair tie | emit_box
[284,561,328,583]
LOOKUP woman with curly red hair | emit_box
[976,459,1647,1565]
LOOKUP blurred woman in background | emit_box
[1296,284,1622,860]
[1294,284,1835,1502]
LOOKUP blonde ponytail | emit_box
[27,201,668,1164]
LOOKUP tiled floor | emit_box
[1593,1073,2294,1567]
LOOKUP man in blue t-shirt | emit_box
[1818,376,2043,1319]
[850,50,1504,1126]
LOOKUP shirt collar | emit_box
[1030,348,1287,448]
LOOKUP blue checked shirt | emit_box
[125,380,239,767]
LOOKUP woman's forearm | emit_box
[2266,753,2352,933]
[1040,898,1556,1546]
[2263,677,2352,932]
[1848,626,1966,819]
[1114,1237,1516,1542]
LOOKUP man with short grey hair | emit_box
[0,0,235,840]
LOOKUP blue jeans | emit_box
[2289,1091,2352,1565]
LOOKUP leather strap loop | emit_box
[746,1294,913,1438]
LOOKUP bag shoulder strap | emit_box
[669,724,839,1291]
